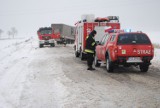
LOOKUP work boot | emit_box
[87,66,95,71]
[91,68,95,70]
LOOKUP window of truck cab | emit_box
[110,34,116,42]
[40,29,52,34]
[100,34,110,45]
[100,35,106,45]
[117,33,151,45]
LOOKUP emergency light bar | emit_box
[124,29,131,32]
[108,29,124,33]
[108,29,132,33]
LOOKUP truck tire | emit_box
[75,51,80,57]
[39,44,43,48]
[106,56,114,72]
[94,54,101,67]
[51,43,55,47]
[140,63,149,72]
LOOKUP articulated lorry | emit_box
[37,24,75,48]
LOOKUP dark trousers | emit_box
[87,53,94,68]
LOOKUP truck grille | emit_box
[42,36,51,40]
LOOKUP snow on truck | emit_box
[94,29,154,72]
[74,15,120,60]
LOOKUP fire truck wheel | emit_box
[39,44,43,48]
[75,51,80,57]
[140,64,149,72]
[94,54,101,67]
[51,43,55,47]
[106,56,114,72]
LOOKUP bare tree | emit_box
[11,27,18,38]
[0,29,3,39]
[8,27,18,38]
[7,31,12,39]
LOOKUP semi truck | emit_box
[37,24,75,48]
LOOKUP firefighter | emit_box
[85,30,97,70]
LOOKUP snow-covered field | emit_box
[152,48,160,68]
[154,49,160,60]
[0,38,33,60]
[0,38,160,108]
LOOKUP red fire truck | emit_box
[37,27,60,48]
[74,15,120,60]
[95,29,154,72]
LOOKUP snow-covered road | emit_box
[0,38,160,108]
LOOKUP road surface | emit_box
[0,38,160,108]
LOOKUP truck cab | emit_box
[37,27,60,48]
[95,29,154,72]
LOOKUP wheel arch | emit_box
[105,50,109,60]
[105,50,113,61]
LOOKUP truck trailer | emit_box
[51,24,75,44]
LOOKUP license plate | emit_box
[127,57,142,63]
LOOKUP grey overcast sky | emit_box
[0,0,160,37]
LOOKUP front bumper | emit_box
[39,39,55,45]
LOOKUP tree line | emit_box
[0,27,18,39]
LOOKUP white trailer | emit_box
[94,26,112,43]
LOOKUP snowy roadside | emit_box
[0,37,35,60]
[0,37,34,108]
[0,37,37,80]
[152,48,160,70]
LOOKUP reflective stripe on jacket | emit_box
[91,42,95,46]
[85,49,94,53]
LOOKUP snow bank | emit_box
[152,48,160,69]
[0,38,32,60]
